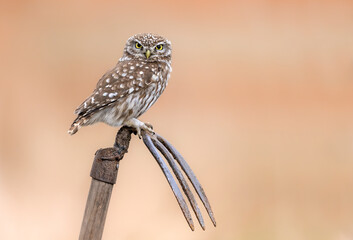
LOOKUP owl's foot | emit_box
[124,118,154,139]
[144,122,154,130]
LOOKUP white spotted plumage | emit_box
[68,33,172,135]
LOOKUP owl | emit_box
[68,33,172,137]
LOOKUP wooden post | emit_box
[79,127,133,240]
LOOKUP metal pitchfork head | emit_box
[141,131,216,231]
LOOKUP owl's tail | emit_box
[68,117,86,135]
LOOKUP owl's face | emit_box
[123,33,172,62]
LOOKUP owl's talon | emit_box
[124,118,154,139]
[136,129,142,139]
[141,124,154,136]
[145,122,154,130]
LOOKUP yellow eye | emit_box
[135,42,142,49]
[155,44,163,51]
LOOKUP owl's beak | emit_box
[145,49,151,59]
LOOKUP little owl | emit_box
[68,33,172,137]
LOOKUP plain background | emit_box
[0,1,353,239]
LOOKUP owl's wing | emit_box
[74,67,120,116]
[74,61,157,117]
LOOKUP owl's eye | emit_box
[135,42,142,49]
[155,44,163,51]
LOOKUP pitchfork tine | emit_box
[156,134,217,227]
[142,133,195,231]
[151,137,206,230]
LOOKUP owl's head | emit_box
[123,33,172,62]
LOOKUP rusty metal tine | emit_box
[156,134,217,227]
[142,133,195,231]
[151,137,206,230]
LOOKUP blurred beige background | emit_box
[0,1,353,239]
